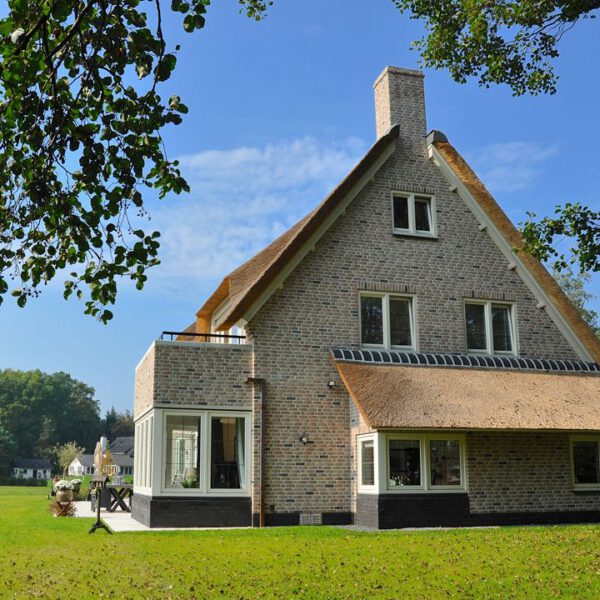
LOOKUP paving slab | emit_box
[73,502,249,532]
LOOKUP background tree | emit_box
[0,369,102,474]
[521,204,599,274]
[553,265,600,337]
[51,440,85,477]
[0,424,17,476]
[393,0,599,96]
[103,407,134,440]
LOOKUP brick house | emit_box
[132,66,600,529]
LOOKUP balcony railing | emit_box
[159,331,247,344]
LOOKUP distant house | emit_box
[68,454,95,476]
[112,453,134,476]
[67,437,135,477]
[109,436,135,457]
[12,459,52,480]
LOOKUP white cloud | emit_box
[145,136,366,296]
[468,142,559,194]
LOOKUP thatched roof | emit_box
[334,360,600,431]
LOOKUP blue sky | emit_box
[0,0,598,415]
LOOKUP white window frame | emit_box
[158,409,252,497]
[570,435,600,491]
[359,292,416,351]
[208,413,251,494]
[464,299,517,356]
[357,433,378,493]
[359,432,467,494]
[391,191,437,238]
[386,432,426,491]
[134,412,154,495]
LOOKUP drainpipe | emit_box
[246,376,266,527]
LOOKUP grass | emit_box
[1,487,600,599]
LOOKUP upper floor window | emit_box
[392,192,436,237]
[360,292,415,350]
[465,300,515,355]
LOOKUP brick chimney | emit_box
[373,66,427,152]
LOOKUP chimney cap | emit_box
[373,66,424,88]
[427,130,448,144]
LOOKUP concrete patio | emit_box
[73,501,249,532]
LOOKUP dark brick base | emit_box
[356,493,600,529]
[251,512,353,526]
[132,494,251,528]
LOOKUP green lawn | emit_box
[1,487,599,599]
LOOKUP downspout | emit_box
[246,376,266,527]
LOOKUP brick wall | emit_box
[133,341,253,419]
[134,344,155,418]
[467,431,600,513]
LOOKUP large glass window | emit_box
[360,440,375,487]
[165,415,201,489]
[211,417,246,489]
[388,439,421,487]
[360,293,414,350]
[572,439,600,486]
[430,440,462,486]
[392,193,435,236]
[465,301,515,355]
[375,434,465,492]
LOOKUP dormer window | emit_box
[360,292,415,350]
[392,192,436,237]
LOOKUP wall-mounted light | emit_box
[299,434,309,445]
[327,380,336,389]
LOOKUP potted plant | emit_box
[54,480,74,503]
[70,479,82,494]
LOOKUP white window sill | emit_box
[361,345,416,352]
[382,488,468,495]
[393,229,438,239]
[466,350,517,357]
[573,486,600,492]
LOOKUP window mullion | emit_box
[485,302,493,354]
[423,436,429,491]
[383,294,390,349]
[410,297,416,350]
[408,195,416,233]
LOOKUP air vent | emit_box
[299,513,322,525]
